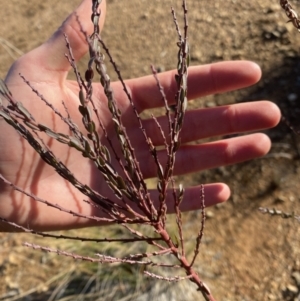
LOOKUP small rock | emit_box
[274,195,286,203]
[190,50,203,62]
[8,254,18,265]
[287,284,298,294]
[288,93,298,102]
[140,13,149,20]
[206,210,214,218]
[267,292,276,300]
[292,271,300,286]
[263,4,280,14]
[283,284,299,299]
[214,50,223,58]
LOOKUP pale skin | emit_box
[0,0,281,232]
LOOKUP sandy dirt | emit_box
[1,1,300,300]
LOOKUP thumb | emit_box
[24,0,106,76]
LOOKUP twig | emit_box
[280,0,300,31]
[258,207,300,221]
[190,184,206,267]
[0,217,162,242]
[144,271,193,282]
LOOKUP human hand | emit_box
[0,0,280,231]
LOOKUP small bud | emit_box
[85,68,94,82]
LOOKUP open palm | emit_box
[0,0,280,231]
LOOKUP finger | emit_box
[140,133,271,178]
[139,101,280,146]
[150,183,230,212]
[127,61,261,112]
[25,0,106,74]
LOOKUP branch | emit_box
[280,0,300,31]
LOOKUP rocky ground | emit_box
[2,0,300,300]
